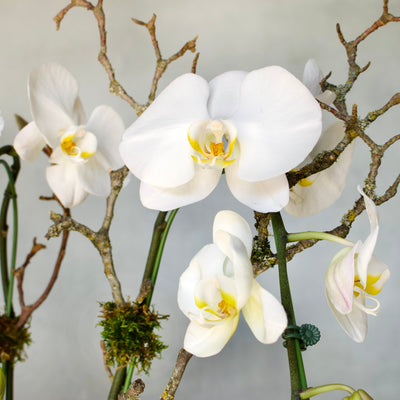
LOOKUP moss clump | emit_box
[98,301,168,374]
[0,315,31,363]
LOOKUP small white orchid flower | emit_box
[285,60,354,217]
[120,66,322,212]
[13,64,125,208]
[178,210,287,357]
[325,188,390,342]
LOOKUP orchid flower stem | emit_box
[287,231,353,247]
[123,358,136,393]
[271,212,307,399]
[299,384,355,398]
[145,208,179,306]
[107,367,127,400]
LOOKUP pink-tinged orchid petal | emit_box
[208,71,247,119]
[232,66,322,182]
[46,163,88,208]
[356,187,379,287]
[242,280,288,344]
[85,105,125,170]
[29,64,86,147]
[325,244,359,315]
[225,162,289,212]
[139,164,221,211]
[285,122,355,218]
[184,316,240,358]
[326,294,368,343]
[213,210,253,257]
[120,74,210,189]
[13,121,47,162]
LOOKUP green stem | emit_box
[299,384,355,398]
[145,208,179,306]
[123,358,135,393]
[108,367,127,400]
[287,231,353,247]
[0,161,18,317]
[270,212,307,399]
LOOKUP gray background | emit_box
[0,0,399,399]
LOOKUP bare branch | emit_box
[161,349,192,400]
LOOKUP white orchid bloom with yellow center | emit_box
[325,188,390,342]
[13,64,125,208]
[178,210,287,357]
[285,60,354,217]
[120,66,322,212]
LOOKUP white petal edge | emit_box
[225,162,289,212]
[242,280,287,343]
[208,70,248,119]
[139,164,221,211]
[232,66,322,181]
[29,63,86,146]
[183,315,239,357]
[213,210,253,258]
[285,122,355,218]
[356,187,379,287]
[13,121,47,162]
[46,163,88,208]
[302,59,324,97]
[85,105,125,170]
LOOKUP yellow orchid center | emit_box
[188,119,237,168]
[195,287,237,322]
[59,127,97,162]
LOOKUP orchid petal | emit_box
[317,90,336,105]
[77,154,111,197]
[285,122,355,217]
[225,162,289,212]
[183,315,239,357]
[242,280,287,343]
[120,74,210,188]
[86,105,125,170]
[29,63,86,146]
[357,188,379,286]
[325,244,358,315]
[327,295,368,343]
[46,163,88,208]
[302,59,324,97]
[364,256,390,295]
[208,71,247,119]
[231,66,322,181]
[13,121,47,162]
[0,113,4,135]
[139,163,221,211]
[213,232,253,309]
[212,210,253,258]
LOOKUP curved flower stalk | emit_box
[120,66,322,212]
[14,63,125,208]
[177,210,287,357]
[285,60,354,217]
[325,188,390,342]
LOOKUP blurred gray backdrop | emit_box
[1,0,399,399]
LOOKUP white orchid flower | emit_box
[13,63,125,208]
[178,210,287,357]
[120,66,322,212]
[285,60,354,217]
[325,188,390,342]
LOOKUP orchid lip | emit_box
[59,126,97,163]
